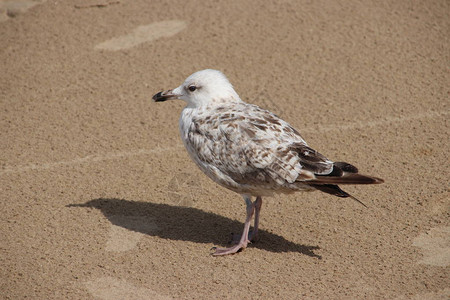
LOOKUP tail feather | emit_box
[303,161,384,208]
[308,173,384,185]
[310,161,384,185]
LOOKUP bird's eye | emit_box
[188,85,197,92]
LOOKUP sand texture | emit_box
[1,0,449,299]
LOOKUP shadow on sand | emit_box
[68,198,321,258]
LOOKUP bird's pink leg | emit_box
[213,196,255,256]
[250,196,262,242]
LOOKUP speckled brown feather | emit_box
[180,101,383,200]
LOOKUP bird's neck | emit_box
[187,96,244,109]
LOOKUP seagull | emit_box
[152,69,384,256]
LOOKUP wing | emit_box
[185,103,335,188]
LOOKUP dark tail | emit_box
[306,161,384,185]
[307,173,384,185]
[304,161,384,207]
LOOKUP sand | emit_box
[1,0,449,299]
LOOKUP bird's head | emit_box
[152,69,242,108]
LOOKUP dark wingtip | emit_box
[354,174,384,184]
[152,91,163,102]
[330,162,384,184]
[371,176,384,184]
[309,173,384,185]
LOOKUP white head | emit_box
[152,69,242,107]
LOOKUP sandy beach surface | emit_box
[1,0,449,299]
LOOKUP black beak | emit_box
[152,89,178,102]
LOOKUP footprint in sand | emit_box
[85,277,172,300]
[106,215,159,252]
[167,172,203,207]
[95,20,187,51]
[0,0,46,22]
[412,226,450,267]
